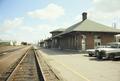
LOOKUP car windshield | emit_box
[110,44,118,48]
[107,43,119,48]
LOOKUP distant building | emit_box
[21,42,28,45]
[39,41,45,47]
[15,41,21,46]
[44,38,52,48]
[10,41,14,46]
[0,40,14,46]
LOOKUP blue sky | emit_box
[0,0,120,43]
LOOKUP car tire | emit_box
[110,54,115,60]
[96,51,102,60]
[89,54,93,57]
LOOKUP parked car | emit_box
[95,42,120,60]
[86,49,96,56]
[86,45,110,57]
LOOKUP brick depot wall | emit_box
[86,33,94,49]
[101,33,115,44]
[85,32,115,49]
[83,32,115,49]
[76,33,82,50]
[54,32,116,50]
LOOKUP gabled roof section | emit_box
[62,19,120,34]
[50,28,66,33]
[74,19,120,32]
[52,19,120,38]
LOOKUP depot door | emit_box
[94,39,101,48]
[81,35,86,51]
[82,39,86,50]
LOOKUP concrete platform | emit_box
[38,48,120,81]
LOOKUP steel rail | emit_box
[6,47,44,81]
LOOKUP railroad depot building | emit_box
[41,28,65,48]
[41,12,120,50]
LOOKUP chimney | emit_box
[82,12,87,21]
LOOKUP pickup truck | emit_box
[95,42,120,60]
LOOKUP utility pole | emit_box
[112,22,117,29]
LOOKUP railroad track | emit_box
[0,47,63,81]
[0,47,62,81]
[0,47,44,81]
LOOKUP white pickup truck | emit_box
[95,42,120,60]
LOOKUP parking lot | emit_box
[38,48,120,81]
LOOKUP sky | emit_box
[0,0,120,43]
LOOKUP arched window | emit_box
[82,35,86,39]
[94,35,101,48]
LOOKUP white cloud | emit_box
[20,24,53,42]
[86,0,120,28]
[0,17,24,32]
[0,16,54,42]
[93,0,120,12]
[72,0,120,29]
[74,14,82,23]
[28,3,65,20]
[0,23,53,42]
[19,24,54,33]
